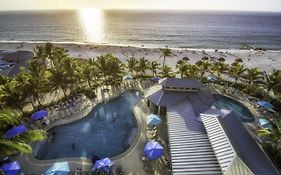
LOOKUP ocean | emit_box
[0,10,281,50]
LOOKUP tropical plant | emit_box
[0,79,26,114]
[263,69,281,93]
[161,47,172,66]
[45,68,68,97]
[184,64,199,78]
[80,62,94,88]
[150,61,160,76]
[159,65,174,78]
[137,57,150,75]
[14,73,41,109]
[244,67,264,88]
[95,54,124,85]
[212,62,228,79]
[195,57,211,78]
[176,61,188,78]
[229,62,247,85]
[126,56,139,77]
[0,109,47,157]
[61,57,79,91]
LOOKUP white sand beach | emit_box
[1,42,281,72]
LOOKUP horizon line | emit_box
[0,8,281,13]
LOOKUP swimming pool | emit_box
[213,94,255,123]
[34,90,142,160]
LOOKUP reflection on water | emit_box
[79,8,104,43]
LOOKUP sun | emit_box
[79,8,103,43]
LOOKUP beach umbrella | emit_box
[259,118,271,129]
[144,141,164,160]
[151,77,160,82]
[146,114,161,126]
[92,158,113,173]
[207,75,217,82]
[5,124,28,139]
[123,75,132,81]
[44,162,70,175]
[0,161,21,175]
[31,110,48,120]
[257,101,273,110]
[182,57,189,61]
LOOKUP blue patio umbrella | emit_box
[92,158,113,173]
[123,75,132,81]
[259,118,271,129]
[151,77,160,82]
[0,161,21,175]
[207,75,217,82]
[144,141,164,160]
[5,124,28,139]
[31,110,48,120]
[146,114,161,126]
[44,162,70,175]
[258,101,273,110]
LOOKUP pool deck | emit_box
[18,80,170,174]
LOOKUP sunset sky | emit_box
[1,0,281,12]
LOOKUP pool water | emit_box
[34,90,142,160]
[213,94,255,123]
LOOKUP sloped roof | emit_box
[146,88,189,107]
[147,88,214,109]
[220,112,279,175]
[160,78,202,89]
[167,100,222,175]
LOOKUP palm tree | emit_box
[80,63,94,88]
[61,57,78,91]
[94,54,110,82]
[159,65,174,78]
[126,56,139,77]
[0,109,47,157]
[212,62,228,79]
[229,62,246,85]
[184,64,199,79]
[138,57,149,76]
[195,57,211,78]
[244,67,264,88]
[263,69,281,93]
[106,56,125,85]
[150,61,160,76]
[0,80,26,114]
[161,47,172,67]
[45,68,68,97]
[176,62,188,78]
[14,74,38,109]
[94,54,124,85]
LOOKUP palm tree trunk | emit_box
[162,56,166,67]
[87,80,91,88]
[61,87,67,97]
[28,96,36,110]
[18,105,24,115]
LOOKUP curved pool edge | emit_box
[213,93,257,123]
[20,89,144,173]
